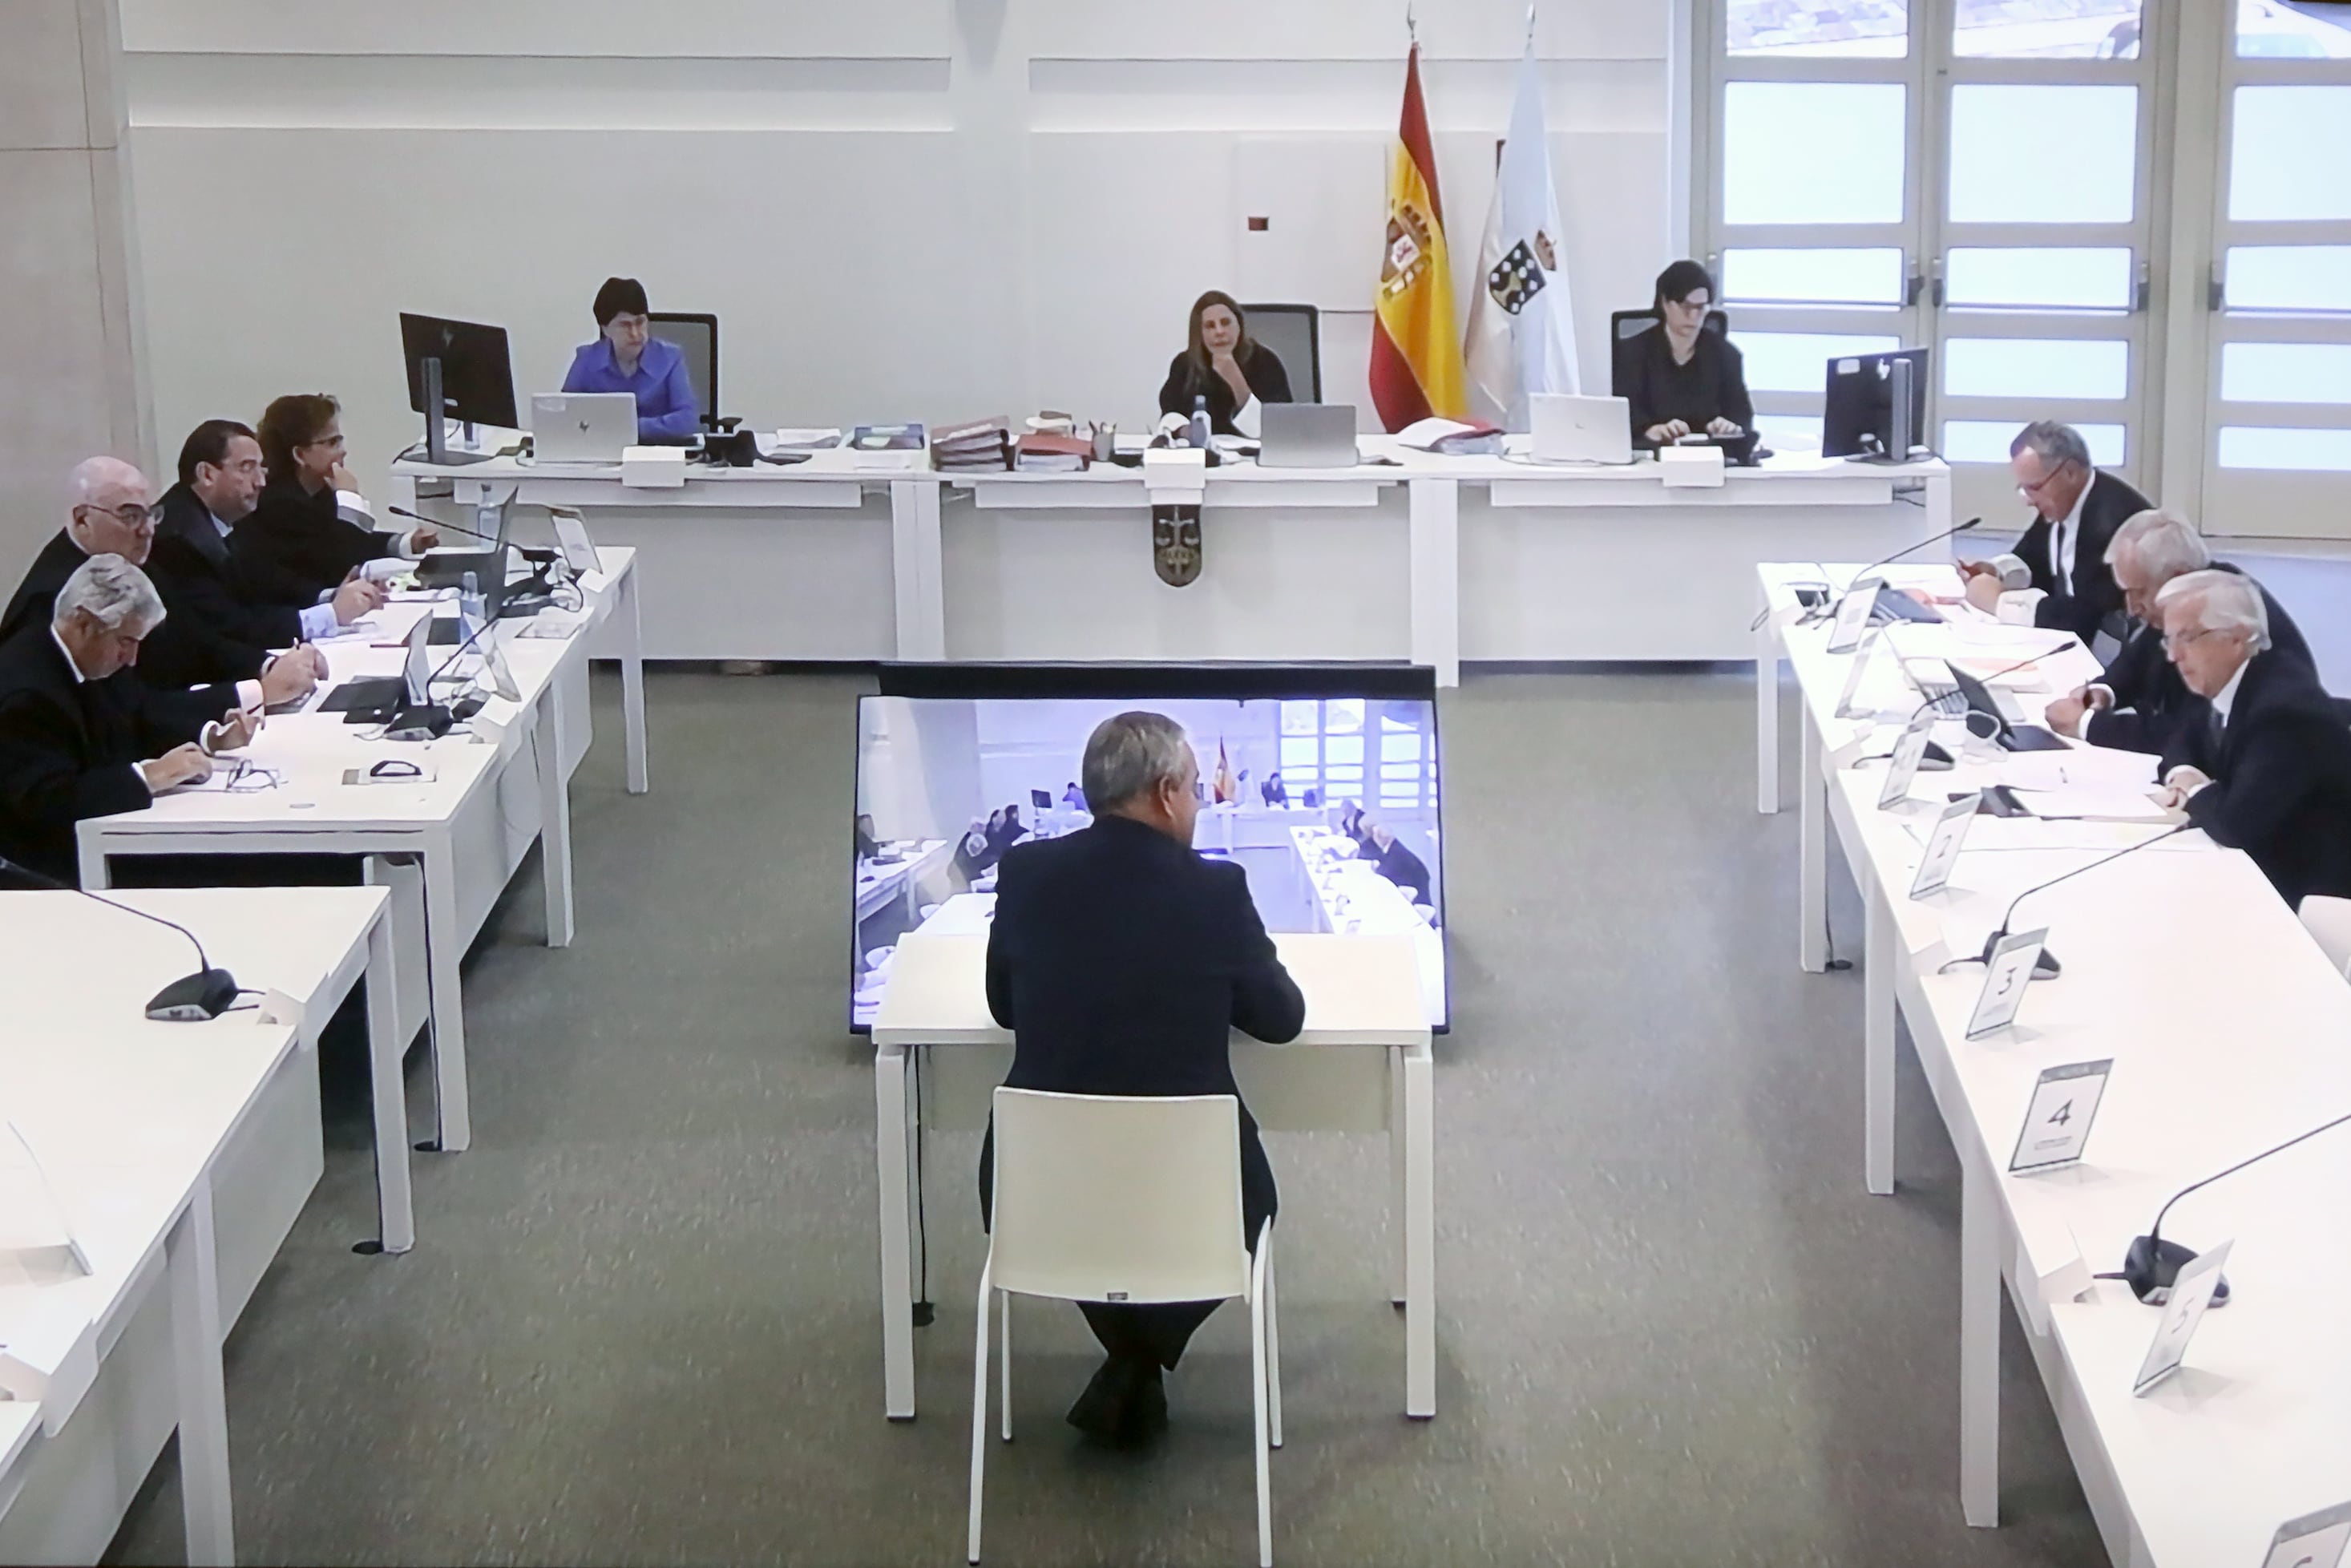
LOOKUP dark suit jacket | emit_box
[147,483,310,681]
[2160,651,2351,909]
[0,531,243,732]
[2086,567,2313,754]
[980,814,1307,1237]
[1367,836,1433,907]
[0,621,196,884]
[2013,469,2148,645]
[229,475,404,603]
[1157,346,1294,438]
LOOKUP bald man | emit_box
[2,456,321,721]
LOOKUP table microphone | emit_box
[2115,1109,2351,1304]
[1958,821,2193,980]
[0,856,239,1020]
[1848,515,1983,592]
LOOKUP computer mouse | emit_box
[450,696,486,721]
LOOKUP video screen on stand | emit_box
[850,666,1448,1033]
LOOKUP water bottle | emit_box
[458,570,487,640]
[1188,394,1212,451]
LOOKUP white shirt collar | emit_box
[49,623,87,685]
[2062,467,2095,535]
[2212,655,2250,725]
[208,507,232,539]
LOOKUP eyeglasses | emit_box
[222,759,286,794]
[2015,460,2078,501]
[75,502,164,527]
[2162,626,2228,653]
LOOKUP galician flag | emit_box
[1369,42,1467,432]
[1464,44,1582,430]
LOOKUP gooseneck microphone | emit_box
[2117,1109,2351,1303]
[0,856,238,1020]
[1960,821,2193,980]
[1848,515,1983,591]
[1904,641,2071,726]
[388,505,495,544]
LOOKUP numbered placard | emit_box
[2008,1059,2113,1174]
[1826,587,1876,653]
[1879,713,1937,810]
[2262,1497,2351,1568]
[1910,791,1981,899]
[1965,926,2048,1040]
[2131,1239,2233,1396]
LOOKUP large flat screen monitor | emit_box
[850,665,1448,1033]
[399,312,519,431]
[1823,346,1929,459]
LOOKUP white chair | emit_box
[968,1089,1280,1566]
[2301,895,2351,980]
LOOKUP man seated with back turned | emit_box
[2152,569,2351,910]
[1363,821,1434,909]
[0,555,252,884]
[981,711,1306,1445]
[2,456,322,716]
[151,419,386,681]
[2045,507,2313,753]
[1959,420,2147,647]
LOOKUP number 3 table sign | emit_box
[1965,926,2049,1040]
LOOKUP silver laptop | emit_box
[1530,394,1634,465]
[531,393,635,463]
[1258,403,1359,468]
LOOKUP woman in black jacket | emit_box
[1156,291,1293,438]
[231,394,436,601]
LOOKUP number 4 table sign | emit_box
[2008,1059,2112,1174]
[1965,926,2049,1040]
[2262,1497,2351,1568]
[2131,1238,2233,1396]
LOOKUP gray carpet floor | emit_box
[109,666,2109,1566]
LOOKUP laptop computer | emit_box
[531,392,636,463]
[1529,394,1634,465]
[1258,404,1359,468]
[1948,663,2069,750]
[321,616,434,720]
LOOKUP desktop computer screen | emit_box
[400,312,519,432]
[850,665,1448,1033]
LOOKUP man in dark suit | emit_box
[0,555,248,884]
[149,419,383,685]
[1363,822,1434,908]
[2,456,321,717]
[2047,508,2313,754]
[982,711,1305,1445]
[2155,570,2351,910]
[1960,421,2147,647]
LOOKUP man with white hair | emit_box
[0,455,323,715]
[2046,507,2313,750]
[980,710,1304,1446]
[0,554,255,884]
[2154,568,2351,908]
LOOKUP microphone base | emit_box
[146,967,239,1022]
[1976,930,2064,980]
[2121,1235,2232,1307]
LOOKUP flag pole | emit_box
[1406,2,1417,46]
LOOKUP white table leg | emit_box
[1407,477,1460,688]
[1388,1046,1407,1307]
[618,561,649,795]
[1961,1143,2001,1527]
[1864,879,1896,1196]
[166,1180,234,1566]
[77,831,111,891]
[421,838,471,1153]
[875,1043,916,1420]
[363,903,414,1254]
[1756,580,1780,815]
[1800,704,1829,973]
[891,479,947,662]
[1403,1040,1436,1420]
[535,687,576,950]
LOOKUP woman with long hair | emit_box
[1155,290,1294,438]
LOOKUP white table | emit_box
[75,549,648,1156]
[1,1018,307,1566]
[1763,560,2351,1556]
[398,444,1946,681]
[0,1406,40,1530]
[854,839,950,924]
[868,929,1436,1422]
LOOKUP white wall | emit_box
[120,0,1672,491]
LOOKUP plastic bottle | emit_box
[459,570,486,639]
[1189,394,1212,451]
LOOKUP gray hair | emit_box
[2155,568,2269,652]
[1081,711,1193,813]
[69,455,145,508]
[53,553,164,632]
[2106,507,2210,582]
[2009,420,2092,473]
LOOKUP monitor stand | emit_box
[422,358,495,467]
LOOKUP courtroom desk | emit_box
[854,839,951,924]
[1,1019,305,1566]
[396,443,1946,681]
[0,1406,36,1525]
[75,549,648,1158]
[1289,826,1446,1024]
[867,930,1436,1423]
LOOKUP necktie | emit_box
[2051,520,2067,594]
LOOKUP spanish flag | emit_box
[1213,739,1238,804]
[1370,43,1467,431]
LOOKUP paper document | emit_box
[2002,747,2159,792]
[2008,785,2171,822]
[772,428,842,449]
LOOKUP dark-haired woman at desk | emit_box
[561,276,700,442]
[1622,260,1754,449]
[1157,291,1293,438]
[231,393,437,603]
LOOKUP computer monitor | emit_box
[1823,346,1930,462]
[849,665,1449,1033]
[400,313,519,466]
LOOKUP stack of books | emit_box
[932,416,1012,472]
[1014,431,1091,474]
[849,423,927,471]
